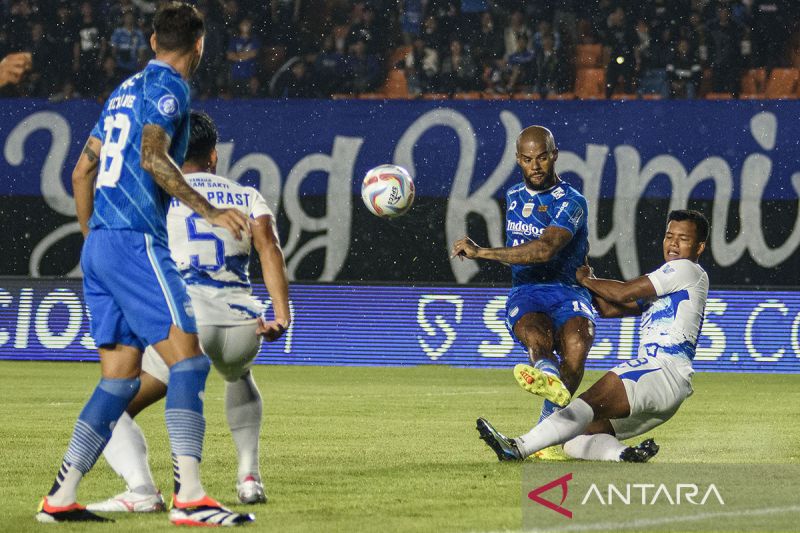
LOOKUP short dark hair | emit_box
[153,2,204,53]
[186,111,218,163]
[668,209,709,242]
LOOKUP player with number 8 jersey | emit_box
[37,2,254,527]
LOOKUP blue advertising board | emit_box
[1,279,798,373]
[1,99,799,285]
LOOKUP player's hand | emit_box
[451,236,481,260]
[257,316,290,342]
[0,52,32,88]
[576,263,594,285]
[207,207,251,240]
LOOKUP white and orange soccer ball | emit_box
[361,164,415,219]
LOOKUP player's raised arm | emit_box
[251,214,291,341]
[575,262,642,317]
[452,225,573,265]
[140,123,250,239]
[72,136,102,237]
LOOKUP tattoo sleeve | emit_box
[140,123,214,218]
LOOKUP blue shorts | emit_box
[505,283,596,342]
[82,229,197,350]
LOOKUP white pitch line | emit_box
[520,504,800,533]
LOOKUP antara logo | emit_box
[528,473,572,518]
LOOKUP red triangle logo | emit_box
[527,473,573,518]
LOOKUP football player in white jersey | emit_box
[88,111,290,511]
[477,210,709,462]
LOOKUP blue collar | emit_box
[147,59,181,77]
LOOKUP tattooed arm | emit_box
[72,136,102,238]
[140,124,250,239]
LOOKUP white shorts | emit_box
[142,323,262,384]
[609,354,694,440]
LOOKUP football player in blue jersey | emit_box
[475,210,709,464]
[37,3,254,526]
[452,125,595,460]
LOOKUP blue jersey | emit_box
[505,180,589,287]
[88,60,190,244]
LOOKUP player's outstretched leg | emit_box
[87,412,165,513]
[37,376,140,523]
[165,354,254,526]
[476,418,523,461]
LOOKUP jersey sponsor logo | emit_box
[507,220,544,237]
[538,205,548,212]
[509,305,519,317]
[509,200,517,211]
[555,201,569,220]
[157,94,179,117]
[568,207,584,228]
[661,263,676,274]
[551,187,565,199]
[522,202,534,217]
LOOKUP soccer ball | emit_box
[361,164,415,218]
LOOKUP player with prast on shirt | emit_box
[86,111,290,513]
[477,210,710,463]
[37,3,254,526]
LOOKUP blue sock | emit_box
[61,377,141,474]
[538,400,562,424]
[165,355,210,461]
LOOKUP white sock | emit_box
[563,434,626,462]
[515,399,594,458]
[102,412,158,494]
[225,372,263,482]
[175,455,205,502]
[47,463,83,506]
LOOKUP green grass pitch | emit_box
[1,361,799,532]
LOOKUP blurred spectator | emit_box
[535,33,561,97]
[602,7,638,96]
[507,34,536,92]
[459,0,490,44]
[532,20,561,55]
[347,3,387,57]
[194,0,227,98]
[7,0,35,51]
[74,1,106,96]
[427,0,459,41]
[313,33,349,96]
[439,38,477,93]
[270,0,301,47]
[636,19,670,98]
[271,57,314,97]
[110,10,147,78]
[24,21,51,97]
[504,11,532,59]
[400,0,424,44]
[421,15,447,56]
[51,3,77,92]
[404,36,438,95]
[49,80,81,103]
[707,6,743,94]
[482,57,509,94]
[667,38,701,98]
[226,17,261,96]
[98,55,122,101]
[751,0,793,68]
[554,0,579,44]
[348,39,382,94]
[471,12,504,65]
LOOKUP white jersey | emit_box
[638,259,709,361]
[167,172,273,326]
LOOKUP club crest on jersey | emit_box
[551,187,565,199]
[522,203,534,217]
[157,94,179,117]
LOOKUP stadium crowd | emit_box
[1,0,799,100]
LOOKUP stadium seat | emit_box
[482,92,511,100]
[388,46,412,69]
[452,91,482,100]
[765,68,799,99]
[611,93,637,100]
[510,92,541,100]
[331,93,353,100]
[546,92,575,100]
[574,68,606,99]
[740,68,767,98]
[576,44,603,69]
[422,93,449,100]
[358,93,386,99]
[642,93,663,100]
[705,92,734,99]
[381,69,410,99]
